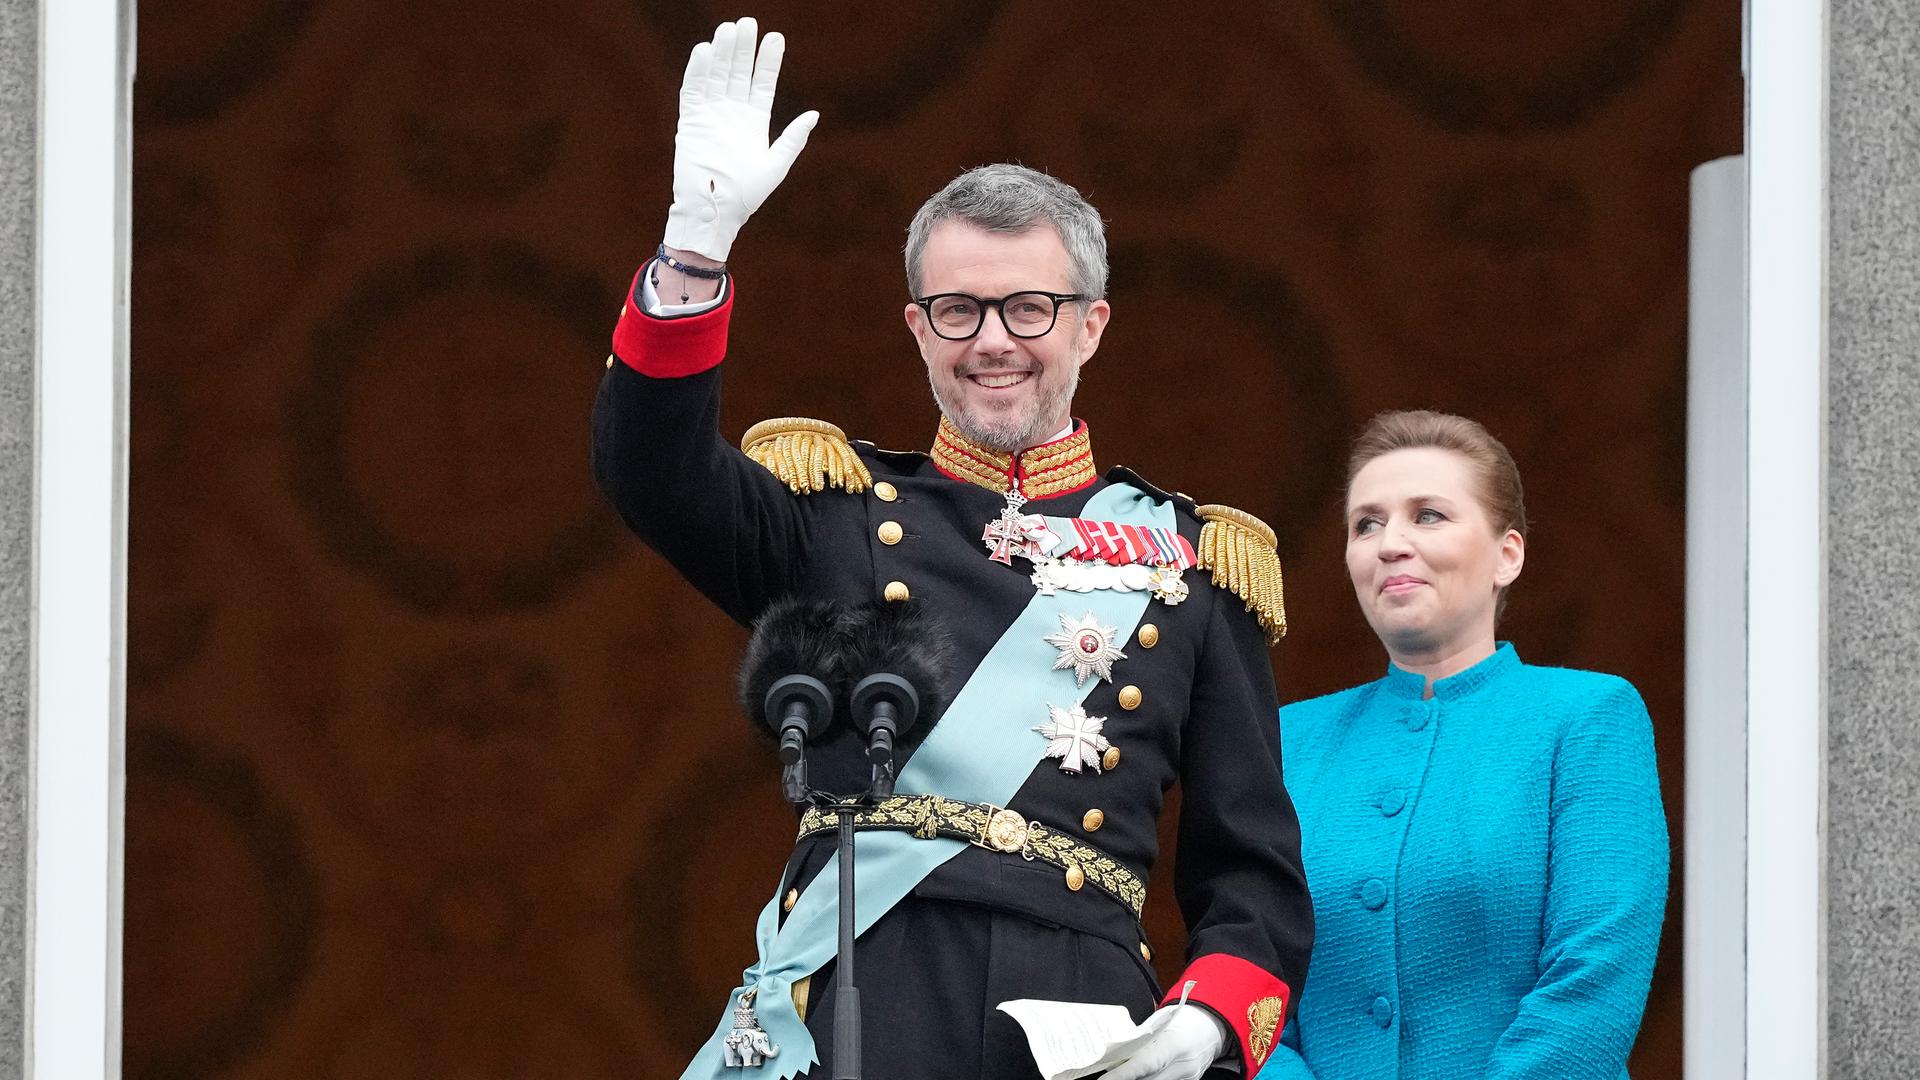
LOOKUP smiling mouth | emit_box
[967,371,1034,390]
[1381,577,1427,594]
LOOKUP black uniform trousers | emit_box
[798,896,1160,1080]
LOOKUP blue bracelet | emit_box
[655,244,727,279]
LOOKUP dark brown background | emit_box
[126,1,1740,1076]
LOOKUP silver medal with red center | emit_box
[1044,611,1128,687]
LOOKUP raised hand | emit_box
[663,17,820,263]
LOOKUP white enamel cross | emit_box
[1034,704,1112,775]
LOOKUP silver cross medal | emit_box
[982,480,1030,565]
[1035,703,1112,775]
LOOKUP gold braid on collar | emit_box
[740,417,873,495]
[931,417,1097,499]
[1195,503,1288,645]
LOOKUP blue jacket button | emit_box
[1361,878,1388,910]
[1378,789,1406,816]
[1372,996,1394,1028]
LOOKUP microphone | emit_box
[770,674,831,766]
[739,597,856,803]
[841,601,955,798]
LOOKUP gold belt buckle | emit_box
[975,805,1032,856]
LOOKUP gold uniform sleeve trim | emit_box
[1247,995,1287,1065]
[1194,503,1288,645]
[740,417,874,495]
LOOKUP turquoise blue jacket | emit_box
[1259,644,1667,1080]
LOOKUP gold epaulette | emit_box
[740,417,873,495]
[1195,504,1288,645]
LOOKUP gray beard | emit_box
[928,364,1081,453]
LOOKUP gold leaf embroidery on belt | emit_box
[797,794,1146,918]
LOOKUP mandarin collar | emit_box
[930,416,1098,499]
[1380,642,1521,702]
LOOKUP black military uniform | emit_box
[593,275,1312,1079]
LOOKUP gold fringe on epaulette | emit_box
[740,417,873,495]
[1195,504,1288,645]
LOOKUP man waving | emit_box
[593,19,1312,1080]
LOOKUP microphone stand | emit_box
[813,759,895,1080]
[793,676,916,1080]
[830,793,863,1080]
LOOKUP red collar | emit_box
[931,417,1098,499]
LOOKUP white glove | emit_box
[1100,1004,1230,1080]
[663,18,819,262]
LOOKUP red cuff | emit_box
[1162,953,1292,1071]
[610,264,733,377]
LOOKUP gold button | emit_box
[874,482,898,502]
[1117,685,1143,711]
[1064,864,1086,892]
[1140,941,1153,962]
[1137,624,1160,649]
[1082,809,1105,832]
[783,888,799,913]
[877,521,904,545]
[883,580,911,603]
[1102,746,1122,771]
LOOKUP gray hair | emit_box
[904,164,1108,299]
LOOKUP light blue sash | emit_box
[679,482,1173,1080]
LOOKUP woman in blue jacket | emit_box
[1262,410,1667,1080]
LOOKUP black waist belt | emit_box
[796,794,1146,919]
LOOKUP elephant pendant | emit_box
[723,987,778,1068]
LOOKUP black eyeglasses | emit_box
[912,291,1086,341]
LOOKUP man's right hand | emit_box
[663,18,819,264]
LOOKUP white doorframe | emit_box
[1742,0,1828,1077]
[1686,152,1748,1080]
[30,0,131,1075]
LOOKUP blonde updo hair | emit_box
[1347,410,1528,617]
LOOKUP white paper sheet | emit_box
[995,998,1182,1080]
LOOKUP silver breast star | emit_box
[1034,704,1112,774]
[1044,611,1128,686]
